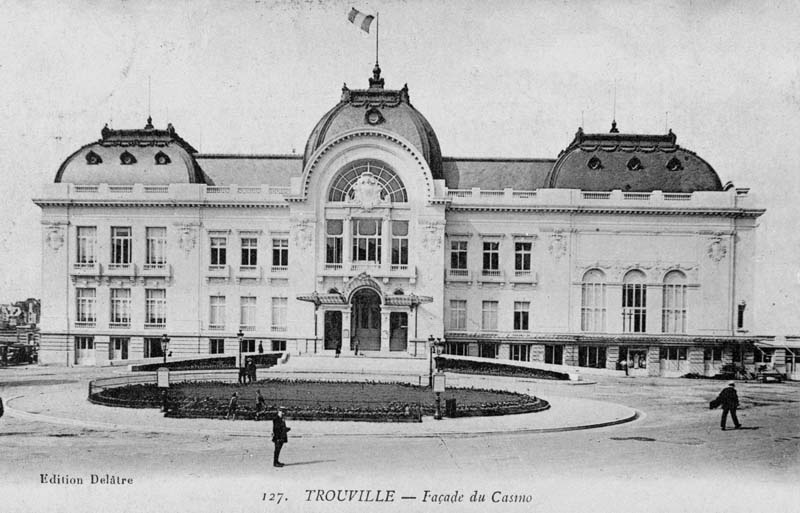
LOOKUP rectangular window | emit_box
[544,345,564,365]
[326,220,344,265]
[75,288,96,327]
[482,301,498,331]
[622,284,647,333]
[75,336,94,350]
[209,296,226,330]
[620,347,648,369]
[449,300,467,330]
[240,339,256,353]
[209,338,225,354]
[109,337,129,360]
[241,237,258,267]
[271,297,288,332]
[659,347,688,361]
[391,221,409,267]
[144,337,163,359]
[240,296,257,331]
[662,283,687,333]
[352,219,382,263]
[578,346,607,368]
[110,288,131,328]
[704,347,723,361]
[514,242,532,272]
[272,340,287,352]
[76,227,97,264]
[510,344,531,362]
[146,227,167,266]
[111,227,132,265]
[737,303,746,330]
[272,239,288,269]
[145,289,166,328]
[478,343,497,359]
[444,342,469,356]
[210,237,227,266]
[482,241,499,273]
[450,240,468,270]
[513,301,530,331]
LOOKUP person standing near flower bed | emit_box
[255,390,266,420]
[226,392,238,420]
[272,407,290,467]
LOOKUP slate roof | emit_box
[194,155,302,186]
[442,157,555,190]
[546,127,723,192]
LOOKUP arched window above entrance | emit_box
[328,160,408,203]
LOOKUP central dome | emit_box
[303,65,444,179]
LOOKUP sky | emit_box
[0,0,798,333]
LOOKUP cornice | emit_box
[33,199,289,209]
[445,205,765,218]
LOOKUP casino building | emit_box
[35,65,771,377]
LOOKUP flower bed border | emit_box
[89,379,549,422]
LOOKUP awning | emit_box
[384,293,434,307]
[296,291,346,305]
[756,336,800,350]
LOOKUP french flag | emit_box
[348,7,375,33]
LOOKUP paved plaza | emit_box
[1,362,798,513]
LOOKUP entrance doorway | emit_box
[389,312,408,351]
[351,288,381,351]
[324,311,342,350]
[74,336,95,365]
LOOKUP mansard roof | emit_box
[55,118,209,185]
[545,125,723,192]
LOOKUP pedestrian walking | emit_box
[335,340,341,358]
[710,382,742,430]
[247,358,257,384]
[255,390,266,420]
[238,362,247,385]
[258,341,264,354]
[353,336,360,356]
[272,407,290,467]
[0,396,4,418]
[226,392,238,420]
[620,359,628,376]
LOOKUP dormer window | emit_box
[154,151,171,165]
[626,157,643,171]
[587,156,602,170]
[85,151,102,165]
[120,151,137,165]
[666,157,683,171]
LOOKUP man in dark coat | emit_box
[712,382,742,430]
[272,407,290,467]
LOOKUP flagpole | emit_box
[376,12,379,64]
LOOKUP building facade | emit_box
[35,67,767,376]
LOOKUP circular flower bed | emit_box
[90,379,549,422]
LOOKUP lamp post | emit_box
[160,333,170,365]
[237,330,244,369]
[428,335,435,387]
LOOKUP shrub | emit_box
[434,356,569,380]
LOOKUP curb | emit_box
[5,393,640,439]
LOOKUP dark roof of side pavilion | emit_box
[546,124,723,192]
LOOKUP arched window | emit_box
[85,150,102,165]
[154,151,171,165]
[622,270,646,333]
[328,160,407,203]
[120,151,137,165]
[662,270,687,333]
[581,269,606,332]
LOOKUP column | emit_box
[342,309,352,351]
[646,284,663,334]
[380,310,391,353]
[607,284,623,333]
[381,216,391,275]
[343,217,352,270]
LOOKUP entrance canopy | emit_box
[296,290,433,307]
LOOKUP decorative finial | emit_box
[609,120,619,133]
[101,123,110,138]
[369,62,384,89]
[145,116,154,130]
